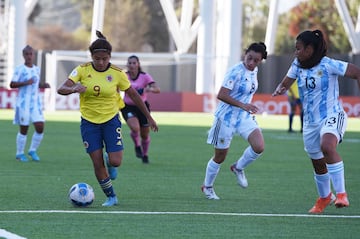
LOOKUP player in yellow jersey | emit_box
[287,80,303,133]
[57,31,158,207]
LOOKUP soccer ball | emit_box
[68,183,95,207]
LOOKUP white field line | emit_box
[0,229,27,239]
[270,133,360,143]
[0,210,359,219]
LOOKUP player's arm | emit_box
[217,86,258,113]
[125,86,158,132]
[57,79,86,95]
[344,63,360,90]
[272,76,296,97]
[146,82,160,94]
[9,79,34,88]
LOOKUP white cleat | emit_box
[230,164,248,188]
[201,185,220,200]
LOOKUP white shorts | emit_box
[207,115,260,149]
[13,104,44,126]
[303,111,347,159]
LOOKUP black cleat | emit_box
[135,146,143,158]
[142,155,149,164]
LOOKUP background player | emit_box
[121,55,160,163]
[287,80,303,133]
[10,45,50,162]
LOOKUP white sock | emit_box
[203,158,220,187]
[16,132,27,155]
[29,132,44,152]
[314,173,331,198]
[235,146,261,170]
[327,162,346,194]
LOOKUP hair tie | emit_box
[93,48,110,53]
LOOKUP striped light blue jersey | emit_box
[214,62,258,127]
[286,56,348,126]
[12,64,43,124]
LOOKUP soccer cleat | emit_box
[201,185,220,200]
[308,193,336,214]
[104,153,117,180]
[28,151,40,161]
[335,192,349,208]
[16,154,28,162]
[102,196,118,207]
[230,164,248,188]
[135,146,143,158]
[142,155,149,164]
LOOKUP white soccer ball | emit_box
[68,183,95,207]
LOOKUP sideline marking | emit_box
[0,229,27,239]
[0,210,359,219]
[271,134,360,144]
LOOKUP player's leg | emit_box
[304,125,334,213]
[16,125,29,162]
[138,107,151,163]
[230,119,264,188]
[321,112,348,208]
[231,129,264,188]
[128,117,143,157]
[288,97,296,132]
[14,106,30,161]
[81,117,118,206]
[28,121,44,161]
[202,148,228,200]
[202,118,232,199]
[28,105,45,161]
[103,115,124,180]
[308,158,336,213]
[140,126,150,163]
[207,148,228,184]
[89,149,118,207]
[298,100,304,132]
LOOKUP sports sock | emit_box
[99,177,116,197]
[16,132,27,155]
[203,158,220,187]
[130,131,140,147]
[29,132,44,152]
[236,146,261,170]
[141,136,150,156]
[327,161,346,194]
[314,172,331,198]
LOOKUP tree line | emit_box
[27,0,360,55]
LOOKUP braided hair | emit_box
[296,30,327,69]
[88,30,112,55]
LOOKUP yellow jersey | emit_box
[288,81,300,99]
[69,63,130,124]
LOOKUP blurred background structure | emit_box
[0,0,359,113]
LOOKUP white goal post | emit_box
[44,51,198,111]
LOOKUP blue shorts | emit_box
[80,114,124,154]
